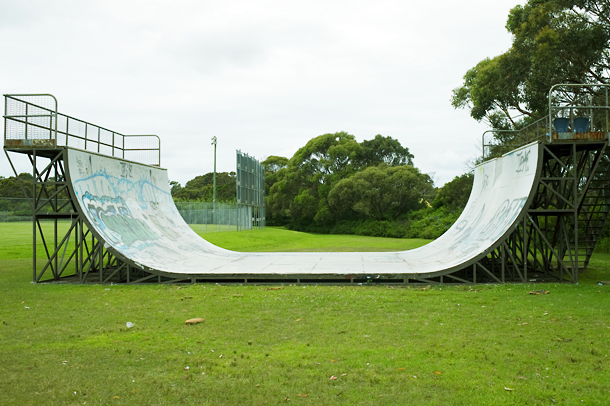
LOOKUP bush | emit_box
[594,236,610,254]
[406,206,462,239]
[352,220,408,238]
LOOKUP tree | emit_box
[0,173,34,198]
[0,173,44,217]
[452,0,610,137]
[169,180,182,195]
[432,173,474,211]
[171,172,236,202]
[267,132,363,226]
[261,155,289,194]
[405,172,475,239]
[357,134,414,167]
[266,132,426,231]
[328,164,434,221]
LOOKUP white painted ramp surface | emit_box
[66,143,540,276]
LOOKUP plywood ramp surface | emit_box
[65,142,541,277]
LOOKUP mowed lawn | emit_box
[0,222,609,405]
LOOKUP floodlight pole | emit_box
[211,136,217,222]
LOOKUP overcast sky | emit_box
[0,0,522,187]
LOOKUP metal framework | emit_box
[448,141,610,285]
[4,93,610,285]
[236,149,265,230]
[3,94,159,283]
[476,84,610,284]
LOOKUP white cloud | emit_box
[0,0,521,187]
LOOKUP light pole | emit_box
[211,136,217,224]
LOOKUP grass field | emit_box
[1,222,609,405]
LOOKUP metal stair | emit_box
[574,152,610,268]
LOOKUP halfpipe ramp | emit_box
[64,141,542,282]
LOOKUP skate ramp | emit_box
[65,142,541,278]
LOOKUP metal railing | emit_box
[548,83,610,141]
[482,84,610,160]
[3,94,161,166]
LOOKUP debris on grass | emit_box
[598,281,610,285]
[185,318,205,324]
[267,287,284,290]
[505,387,514,391]
[529,290,550,295]
[330,376,337,380]
[297,394,308,397]
[126,322,134,328]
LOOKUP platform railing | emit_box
[482,116,549,159]
[3,94,161,166]
[482,84,610,160]
[548,83,610,142]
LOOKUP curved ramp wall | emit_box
[65,142,541,278]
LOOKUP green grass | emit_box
[196,226,432,252]
[1,222,609,405]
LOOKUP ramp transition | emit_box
[64,142,542,282]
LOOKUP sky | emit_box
[0,0,522,187]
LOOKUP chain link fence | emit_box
[1,197,256,233]
[174,202,255,232]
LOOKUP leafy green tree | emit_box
[171,172,236,202]
[357,134,414,167]
[266,132,426,232]
[432,173,474,211]
[0,173,34,198]
[0,173,39,217]
[452,0,610,146]
[290,131,362,181]
[169,180,182,195]
[406,172,474,239]
[267,132,363,226]
[261,155,289,194]
[328,164,433,221]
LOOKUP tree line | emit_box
[150,131,475,239]
[170,172,237,202]
[0,173,73,219]
[262,132,473,238]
